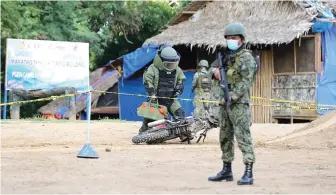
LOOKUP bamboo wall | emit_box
[272,73,317,119]
[250,50,274,123]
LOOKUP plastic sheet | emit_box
[316,26,336,115]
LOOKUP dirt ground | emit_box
[1,120,336,194]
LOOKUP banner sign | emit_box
[5,38,90,92]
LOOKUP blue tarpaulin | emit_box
[312,18,333,33]
[316,25,336,115]
[122,43,159,79]
[119,72,196,121]
[310,0,335,33]
[104,43,159,79]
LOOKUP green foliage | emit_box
[97,1,178,66]
[0,1,22,37]
[0,0,185,117]
[180,0,192,8]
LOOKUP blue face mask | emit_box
[226,39,239,51]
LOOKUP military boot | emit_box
[208,162,233,182]
[138,123,146,134]
[138,118,151,134]
[237,162,253,185]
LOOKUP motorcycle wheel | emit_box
[132,129,170,144]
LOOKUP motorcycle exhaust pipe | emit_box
[148,119,166,128]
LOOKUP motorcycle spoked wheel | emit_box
[132,129,170,144]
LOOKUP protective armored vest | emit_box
[157,69,177,98]
[226,49,253,84]
[198,72,212,92]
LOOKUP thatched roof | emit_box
[146,1,314,48]
[324,1,336,11]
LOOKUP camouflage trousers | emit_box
[193,91,211,119]
[219,103,255,164]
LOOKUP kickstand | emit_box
[196,132,207,143]
[196,135,202,143]
[201,133,206,142]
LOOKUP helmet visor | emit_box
[163,61,178,70]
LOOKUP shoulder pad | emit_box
[145,64,156,72]
[176,66,183,73]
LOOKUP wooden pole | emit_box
[291,41,297,120]
[9,90,20,119]
[66,89,76,120]
[314,33,322,73]
[294,40,297,74]
[271,46,275,123]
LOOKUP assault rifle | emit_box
[217,52,231,105]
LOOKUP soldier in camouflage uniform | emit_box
[192,60,212,119]
[208,22,257,185]
[139,46,187,134]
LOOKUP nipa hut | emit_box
[146,0,336,123]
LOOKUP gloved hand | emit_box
[149,94,157,101]
[174,82,184,98]
[173,92,180,98]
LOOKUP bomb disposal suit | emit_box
[192,60,212,119]
[139,47,187,133]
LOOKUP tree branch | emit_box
[122,27,134,44]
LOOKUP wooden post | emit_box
[271,46,275,122]
[9,90,20,119]
[117,65,122,76]
[66,89,76,120]
[314,33,322,73]
[294,40,297,74]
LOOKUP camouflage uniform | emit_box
[192,60,212,119]
[219,47,256,164]
[139,47,186,133]
[208,22,257,186]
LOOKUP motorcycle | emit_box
[132,100,219,145]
